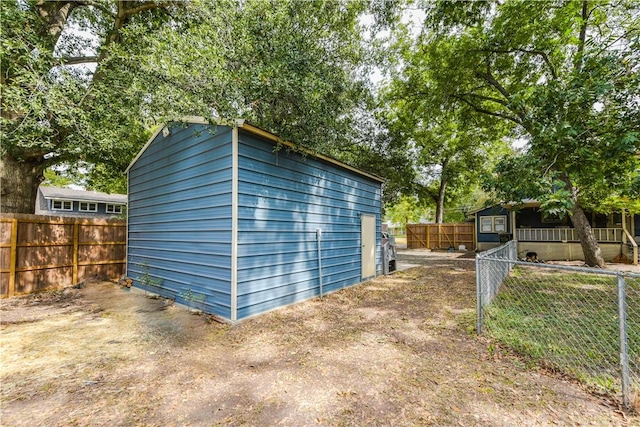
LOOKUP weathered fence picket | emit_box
[0,214,126,297]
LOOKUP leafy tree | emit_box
[321,104,418,207]
[405,109,510,223]
[122,0,375,146]
[1,0,384,213]
[41,168,74,188]
[381,27,513,223]
[384,195,430,229]
[1,0,175,212]
[416,0,640,266]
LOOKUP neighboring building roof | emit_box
[468,199,540,215]
[35,186,127,218]
[126,117,384,183]
[502,199,541,208]
[39,186,127,204]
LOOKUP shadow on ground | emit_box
[1,258,634,426]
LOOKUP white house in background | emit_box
[35,186,127,218]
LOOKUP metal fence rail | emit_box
[476,242,639,408]
[475,240,517,333]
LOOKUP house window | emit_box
[480,215,507,233]
[79,202,98,212]
[106,204,123,214]
[52,200,73,211]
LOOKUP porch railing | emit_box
[516,227,624,243]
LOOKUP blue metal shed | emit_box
[126,118,383,321]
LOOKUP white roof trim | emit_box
[44,197,125,205]
[126,117,246,173]
[39,186,127,203]
[126,125,165,173]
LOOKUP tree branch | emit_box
[543,153,560,176]
[575,0,589,70]
[121,1,172,18]
[474,70,512,101]
[472,48,557,79]
[92,1,172,79]
[474,69,532,130]
[36,1,77,43]
[76,85,95,108]
[60,56,99,65]
[75,0,116,18]
[594,27,639,58]
[458,92,509,107]
[452,95,523,126]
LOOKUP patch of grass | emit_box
[456,310,477,335]
[485,267,639,399]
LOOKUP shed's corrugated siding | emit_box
[235,130,381,319]
[127,125,233,318]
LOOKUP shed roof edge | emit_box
[238,123,384,183]
[125,117,384,183]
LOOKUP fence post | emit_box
[454,226,458,249]
[8,219,18,297]
[426,225,430,249]
[476,255,483,335]
[72,221,79,284]
[617,273,631,408]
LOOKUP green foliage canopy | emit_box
[1,0,389,210]
[380,8,513,221]
[384,194,430,227]
[419,0,640,215]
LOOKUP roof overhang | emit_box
[501,199,541,209]
[126,117,384,183]
[239,122,384,183]
[39,187,127,204]
[125,117,245,173]
[468,199,541,215]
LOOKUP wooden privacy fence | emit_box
[0,214,126,298]
[406,223,475,250]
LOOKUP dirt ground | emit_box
[1,253,637,426]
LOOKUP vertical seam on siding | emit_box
[231,127,239,321]
[126,170,130,279]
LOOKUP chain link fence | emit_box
[476,242,639,409]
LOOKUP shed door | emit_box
[361,214,376,279]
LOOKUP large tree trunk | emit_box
[2,2,169,215]
[0,154,46,213]
[434,158,449,224]
[560,174,605,267]
[435,178,446,224]
[570,201,605,268]
[0,2,73,214]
